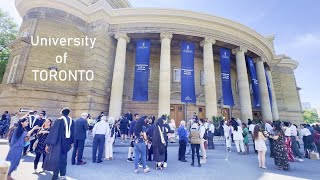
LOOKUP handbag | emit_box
[310,151,319,160]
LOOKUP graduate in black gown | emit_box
[44,108,74,180]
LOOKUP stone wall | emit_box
[272,65,303,124]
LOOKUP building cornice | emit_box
[16,0,275,65]
[277,58,299,70]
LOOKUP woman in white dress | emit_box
[168,119,176,143]
[253,125,267,169]
[223,121,232,152]
[105,117,115,160]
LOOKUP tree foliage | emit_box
[0,9,18,82]
[303,110,319,124]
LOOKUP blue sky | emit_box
[1,0,319,107]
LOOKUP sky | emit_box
[1,0,320,107]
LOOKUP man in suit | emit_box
[71,112,89,165]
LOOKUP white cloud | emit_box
[0,0,22,25]
[291,33,320,48]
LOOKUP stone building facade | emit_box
[0,0,303,125]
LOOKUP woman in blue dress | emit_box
[6,118,40,180]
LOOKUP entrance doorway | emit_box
[221,108,230,121]
[170,104,185,127]
[198,106,206,119]
[253,111,261,120]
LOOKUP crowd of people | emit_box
[1,109,320,179]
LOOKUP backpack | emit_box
[190,128,201,144]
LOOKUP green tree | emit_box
[0,9,18,82]
[303,110,319,124]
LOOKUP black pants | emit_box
[164,142,168,163]
[92,134,105,162]
[269,138,275,157]
[291,136,302,158]
[34,152,46,170]
[191,144,200,165]
[148,145,153,161]
[71,140,85,164]
[208,132,215,149]
[52,153,67,180]
[178,140,187,161]
[23,138,36,154]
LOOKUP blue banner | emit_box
[220,48,234,106]
[246,57,260,107]
[265,69,272,108]
[181,42,196,103]
[133,40,151,101]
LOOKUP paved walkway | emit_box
[0,140,319,180]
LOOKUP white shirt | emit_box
[199,125,206,139]
[265,123,273,134]
[204,122,209,129]
[290,125,298,136]
[301,128,311,136]
[209,124,215,133]
[284,127,292,136]
[249,124,256,133]
[232,126,244,141]
[92,120,110,137]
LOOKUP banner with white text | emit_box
[181,42,196,103]
[133,40,151,101]
[220,48,234,106]
[246,57,260,107]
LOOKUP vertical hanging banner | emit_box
[265,69,272,108]
[246,57,260,107]
[220,48,234,106]
[181,42,196,103]
[132,40,151,101]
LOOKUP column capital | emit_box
[232,46,248,55]
[255,57,263,62]
[160,32,173,40]
[115,32,130,43]
[200,36,216,47]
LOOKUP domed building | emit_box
[0,0,303,125]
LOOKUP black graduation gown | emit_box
[152,125,166,162]
[43,118,74,171]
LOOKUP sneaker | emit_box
[134,169,139,174]
[163,162,167,168]
[127,158,134,162]
[298,158,304,162]
[59,176,67,180]
[139,164,143,168]
[144,167,150,173]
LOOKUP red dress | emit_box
[284,136,294,162]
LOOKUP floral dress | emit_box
[284,136,294,162]
[273,130,290,170]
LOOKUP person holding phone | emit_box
[6,118,40,180]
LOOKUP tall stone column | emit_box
[200,37,217,119]
[158,32,173,118]
[108,33,130,119]
[232,47,253,122]
[266,69,279,120]
[256,58,273,121]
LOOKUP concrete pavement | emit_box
[0,139,319,180]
